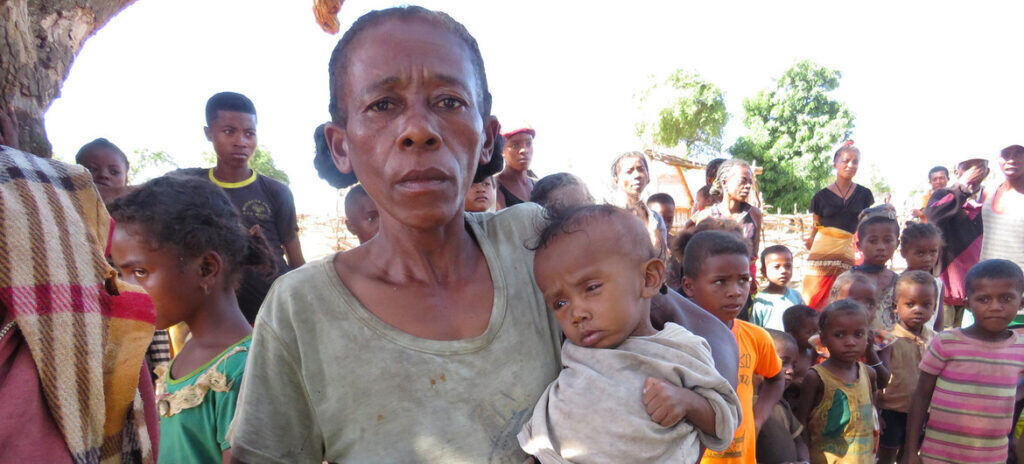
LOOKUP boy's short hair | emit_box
[819,299,868,332]
[647,193,675,210]
[759,245,792,268]
[828,271,876,303]
[767,329,797,351]
[671,217,746,261]
[532,204,657,261]
[344,184,371,216]
[206,92,257,126]
[928,166,948,178]
[965,259,1024,296]
[682,230,749,279]
[531,172,586,208]
[782,304,817,333]
[897,270,938,296]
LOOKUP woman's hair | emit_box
[833,140,860,163]
[610,151,648,184]
[819,299,868,332]
[530,172,586,207]
[671,217,746,262]
[108,175,276,287]
[709,158,752,198]
[828,271,876,303]
[75,138,129,169]
[900,221,943,251]
[319,6,501,188]
[705,158,725,184]
[682,230,750,279]
[782,304,818,333]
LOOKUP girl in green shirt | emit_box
[109,175,274,463]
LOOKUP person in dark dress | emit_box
[801,141,874,310]
[495,127,535,208]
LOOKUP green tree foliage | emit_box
[730,60,855,210]
[635,70,729,158]
[202,146,290,185]
[129,149,178,182]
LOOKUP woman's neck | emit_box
[183,289,251,346]
[212,165,252,183]
[499,166,528,182]
[834,176,853,190]
[362,213,480,286]
[724,196,747,214]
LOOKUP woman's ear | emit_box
[197,251,224,289]
[324,122,353,174]
[480,115,500,167]
[641,258,667,298]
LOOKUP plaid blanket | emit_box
[0,146,156,463]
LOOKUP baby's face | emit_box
[535,224,656,349]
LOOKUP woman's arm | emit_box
[805,214,820,249]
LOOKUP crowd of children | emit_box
[3,4,1024,464]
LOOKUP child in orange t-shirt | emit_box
[683,230,784,464]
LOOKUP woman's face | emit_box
[616,156,649,199]
[502,133,533,172]
[722,166,753,202]
[834,150,860,180]
[464,176,496,212]
[323,17,499,231]
[1000,149,1023,181]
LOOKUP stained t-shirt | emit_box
[811,185,874,233]
[228,204,564,463]
[176,168,298,322]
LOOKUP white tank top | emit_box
[979,186,1024,271]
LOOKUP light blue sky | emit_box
[46,0,1024,215]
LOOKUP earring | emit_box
[201,283,210,295]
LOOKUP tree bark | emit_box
[0,0,136,157]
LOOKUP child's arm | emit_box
[901,372,937,464]
[866,335,891,390]
[794,368,824,444]
[642,377,717,435]
[933,286,945,332]
[754,372,785,431]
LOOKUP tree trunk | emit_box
[0,0,136,157]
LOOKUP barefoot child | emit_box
[109,176,273,464]
[75,137,131,203]
[876,271,937,464]
[795,300,879,464]
[903,259,1024,464]
[757,330,811,464]
[899,222,945,330]
[519,205,740,463]
[752,245,805,330]
[682,230,785,464]
[783,304,820,394]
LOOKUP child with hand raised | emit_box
[877,271,937,464]
[795,300,879,464]
[519,205,740,464]
[109,175,274,464]
[682,230,785,464]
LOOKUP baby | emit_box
[519,205,740,463]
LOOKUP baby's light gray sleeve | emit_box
[670,333,742,451]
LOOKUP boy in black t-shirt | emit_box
[178,92,304,323]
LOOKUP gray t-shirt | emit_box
[229,204,563,463]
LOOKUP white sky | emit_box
[45,0,1024,215]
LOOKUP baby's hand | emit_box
[642,377,695,427]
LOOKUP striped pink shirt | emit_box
[918,329,1024,464]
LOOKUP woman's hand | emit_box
[804,235,814,250]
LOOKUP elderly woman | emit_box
[609,151,669,260]
[230,6,736,463]
[686,158,762,259]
